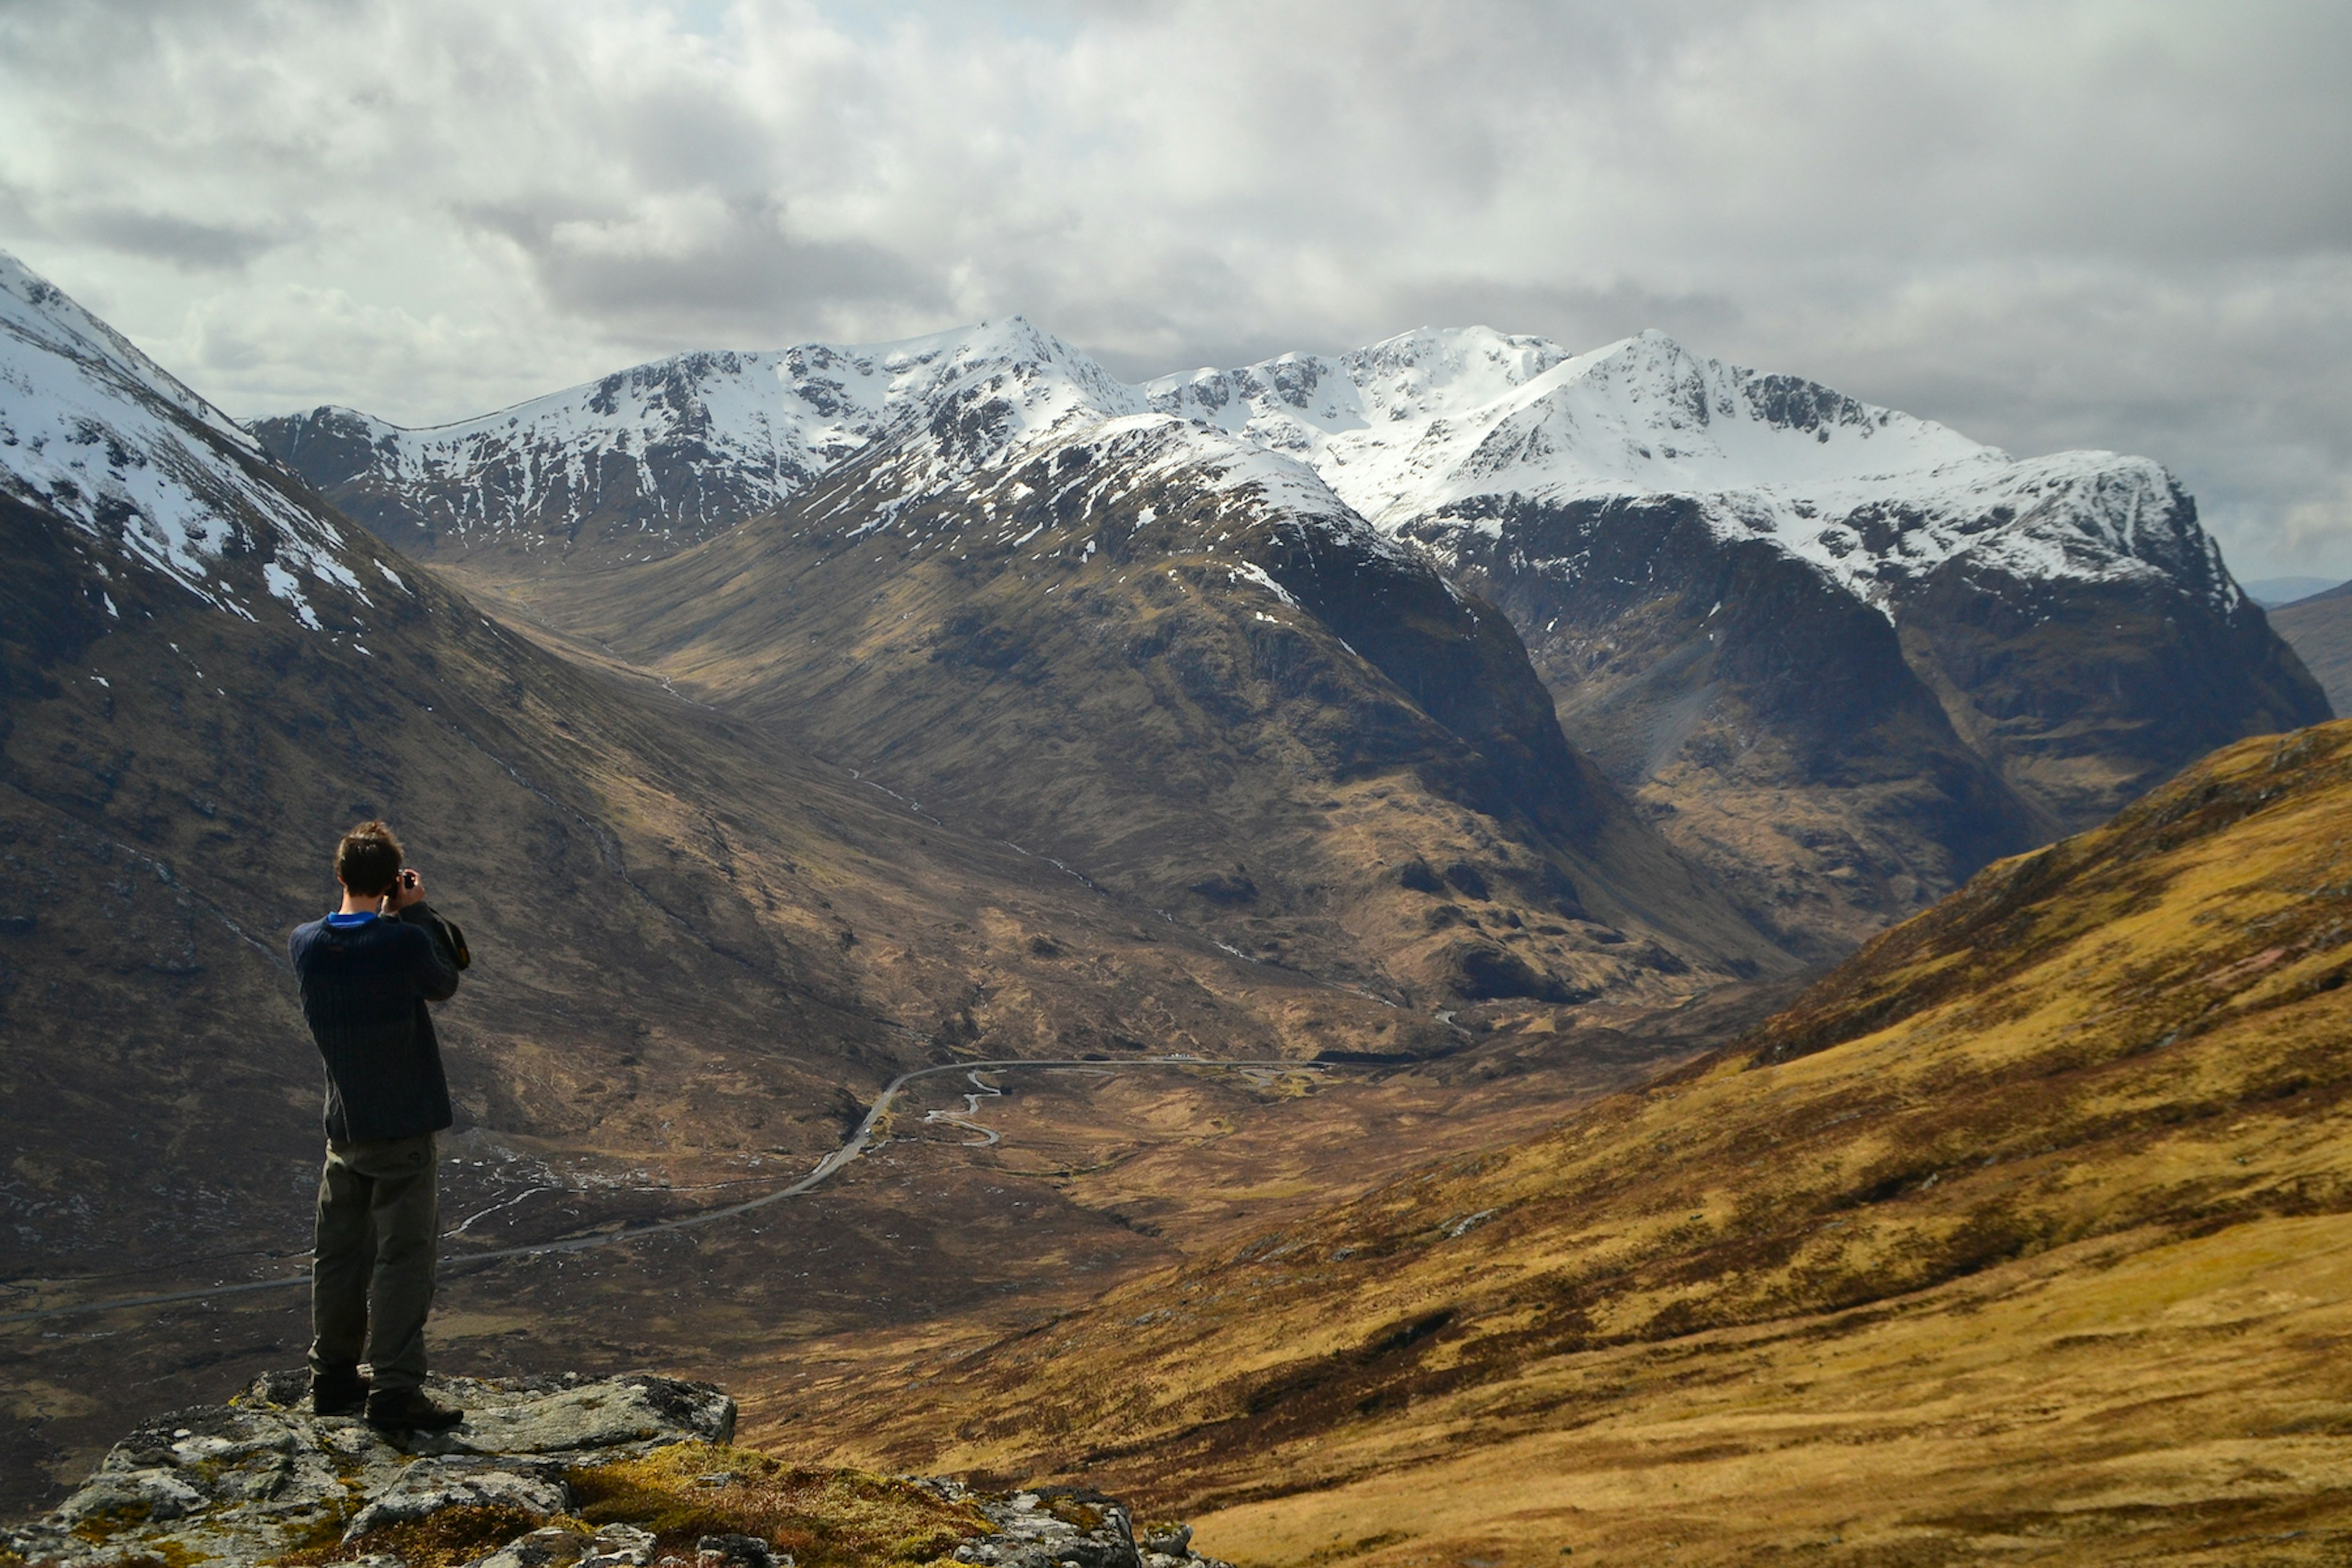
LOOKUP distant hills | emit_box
[2268,578,2352,717]
[258,322,2328,955]
[2244,574,2345,606]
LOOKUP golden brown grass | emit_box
[279,1505,562,1568]
[568,1444,989,1568]
[760,720,2352,1564]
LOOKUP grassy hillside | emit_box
[768,717,2352,1564]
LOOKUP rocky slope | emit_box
[0,1371,1226,1568]
[259,325,2325,956]
[772,714,2352,1564]
[1150,328,2331,949]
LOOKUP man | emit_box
[288,820,466,1433]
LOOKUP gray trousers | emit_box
[309,1133,439,1393]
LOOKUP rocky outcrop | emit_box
[921,1482,1231,1568]
[0,1374,1230,1568]
[1,1373,734,1568]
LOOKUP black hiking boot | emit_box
[364,1386,464,1433]
[309,1367,369,1417]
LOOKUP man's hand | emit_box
[383,867,428,913]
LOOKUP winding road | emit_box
[0,1055,1327,1326]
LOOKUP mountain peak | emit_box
[1142,321,2232,619]
[0,249,396,630]
[2,251,265,461]
[243,304,2245,629]
[251,312,1153,567]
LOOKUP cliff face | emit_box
[1888,485,2328,825]
[1433,491,2051,953]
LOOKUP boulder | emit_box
[693,1532,779,1568]
[949,1488,1139,1568]
[445,1375,737,1457]
[344,1457,573,1539]
[461,1523,658,1568]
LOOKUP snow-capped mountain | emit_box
[1,252,408,632]
[15,249,1777,1003]
[482,342,1795,1006]
[1147,326,2237,621]
[263,318,2238,628]
[1147,326,2323,948]
[256,314,2326,952]
[255,318,1153,565]
[18,251,1634,1332]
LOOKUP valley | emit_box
[7,243,2349,1566]
[1,1015,1752,1517]
[761,717,2352,1564]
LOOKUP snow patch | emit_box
[1148,326,2237,616]
[0,250,363,630]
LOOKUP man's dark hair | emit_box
[336,820,405,897]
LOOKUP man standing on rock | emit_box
[289,820,468,1433]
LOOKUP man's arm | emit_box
[387,869,461,1001]
[397,903,462,1000]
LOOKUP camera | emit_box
[399,869,419,891]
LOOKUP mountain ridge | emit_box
[258,318,2250,627]
[1148,325,2242,620]
[256,318,2328,955]
[252,317,1138,570]
[491,366,1794,1008]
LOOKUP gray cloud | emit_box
[460,193,949,336]
[66,206,289,270]
[1,0,2348,575]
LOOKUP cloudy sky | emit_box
[3,0,2347,579]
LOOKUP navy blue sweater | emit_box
[288,903,462,1143]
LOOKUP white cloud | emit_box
[2,0,2348,575]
